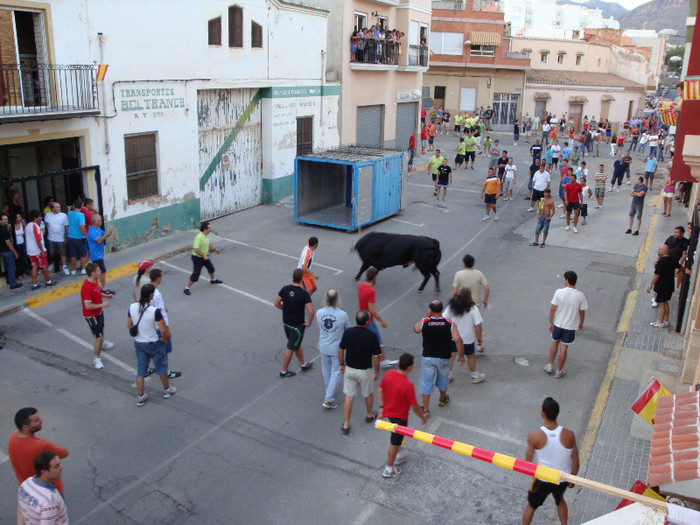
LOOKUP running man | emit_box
[183,221,223,295]
[298,236,319,296]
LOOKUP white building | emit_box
[504,0,620,36]
[0,0,340,249]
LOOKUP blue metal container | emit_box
[294,147,404,231]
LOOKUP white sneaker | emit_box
[627,180,631,185]
[162,386,178,398]
[93,356,104,370]
[395,449,410,465]
[544,363,553,374]
[102,340,114,350]
[70,270,77,275]
[526,207,534,212]
[494,214,500,221]
[136,394,148,407]
[481,216,490,222]
[80,269,87,275]
[565,225,570,231]
[62,266,70,276]
[607,188,613,192]
[559,214,566,219]
[616,188,620,193]
[573,227,578,233]
[557,204,563,208]
[380,359,399,369]
[471,372,485,384]
[554,369,566,379]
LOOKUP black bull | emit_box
[352,232,441,292]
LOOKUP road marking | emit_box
[217,237,344,275]
[22,309,137,375]
[390,218,425,227]
[417,202,450,214]
[431,416,522,446]
[25,262,139,309]
[352,503,378,525]
[160,261,274,307]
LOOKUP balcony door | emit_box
[0,8,48,108]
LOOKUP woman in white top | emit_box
[443,286,485,384]
[11,212,28,277]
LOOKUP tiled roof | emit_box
[525,69,645,89]
[648,391,700,501]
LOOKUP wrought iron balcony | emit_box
[0,64,99,121]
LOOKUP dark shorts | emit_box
[67,237,87,258]
[85,312,105,339]
[566,202,580,213]
[484,193,497,204]
[654,288,673,303]
[552,157,559,166]
[527,479,569,509]
[92,258,106,273]
[190,255,215,282]
[465,151,475,161]
[452,340,475,356]
[432,173,437,182]
[581,203,588,217]
[455,154,464,164]
[428,136,434,144]
[552,325,576,344]
[47,240,66,256]
[454,124,460,132]
[283,324,305,351]
[531,189,545,202]
[437,179,449,188]
[645,171,655,181]
[629,202,643,219]
[388,418,407,446]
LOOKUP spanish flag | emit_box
[96,64,109,82]
[630,378,671,425]
[615,480,666,510]
[684,76,700,101]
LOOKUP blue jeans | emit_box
[134,341,167,377]
[419,356,450,395]
[1,251,17,286]
[320,353,341,402]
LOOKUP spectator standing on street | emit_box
[530,139,543,164]
[480,168,501,222]
[609,154,628,193]
[67,199,88,275]
[297,236,319,296]
[129,283,176,406]
[580,177,592,226]
[452,254,490,311]
[338,310,382,435]
[149,268,181,380]
[44,203,70,275]
[594,164,607,209]
[18,452,69,525]
[647,244,679,328]
[503,158,517,201]
[420,125,428,155]
[25,210,57,290]
[662,174,675,216]
[407,130,416,172]
[564,173,583,234]
[358,267,395,367]
[436,158,452,201]
[484,106,494,130]
[644,152,659,191]
[521,397,579,525]
[377,353,427,478]
[429,149,444,197]
[666,226,689,290]
[531,189,555,247]
[0,214,23,289]
[528,164,551,212]
[274,269,314,378]
[132,260,155,300]
[414,300,464,416]
[316,289,349,409]
[87,214,115,295]
[544,271,587,379]
[81,262,114,369]
[488,140,501,170]
[625,176,648,236]
[444,287,485,384]
[183,221,223,295]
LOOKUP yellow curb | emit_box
[578,211,656,467]
[25,262,138,309]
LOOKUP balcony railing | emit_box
[352,39,399,65]
[409,45,429,67]
[473,0,503,12]
[432,1,465,9]
[0,64,99,118]
[505,51,531,59]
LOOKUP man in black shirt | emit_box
[530,140,543,164]
[0,214,22,289]
[527,159,541,200]
[413,300,463,416]
[647,244,679,328]
[338,310,382,434]
[665,225,690,290]
[274,269,314,378]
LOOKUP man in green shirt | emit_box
[569,146,581,169]
[184,221,223,295]
[453,113,463,136]
[429,150,445,197]
[463,131,477,170]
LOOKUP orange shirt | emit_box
[8,430,68,493]
[484,176,499,195]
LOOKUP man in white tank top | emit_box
[522,397,579,525]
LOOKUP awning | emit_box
[569,96,588,103]
[534,92,551,101]
[601,95,616,101]
[470,31,501,46]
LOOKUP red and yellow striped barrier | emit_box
[375,419,563,484]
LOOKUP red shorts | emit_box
[29,253,48,268]
[302,273,316,292]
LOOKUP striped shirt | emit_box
[18,477,68,525]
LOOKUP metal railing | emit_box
[352,39,400,65]
[505,51,530,59]
[409,45,429,67]
[0,64,98,117]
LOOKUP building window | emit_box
[432,32,464,55]
[557,53,564,64]
[575,54,582,66]
[470,45,495,57]
[354,13,367,31]
[208,17,221,46]
[297,117,313,156]
[125,133,158,201]
[377,17,388,30]
[434,86,446,99]
[422,86,431,98]
[251,21,262,48]
[540,52,548,63]
[228,5,243,48]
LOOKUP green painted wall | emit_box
[108,200,200,250]
[263,174,294,204]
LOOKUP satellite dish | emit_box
[658,29,678,37]
[669,56,683,62]
[422,97,434,108]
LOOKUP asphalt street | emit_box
[0,131,650,524]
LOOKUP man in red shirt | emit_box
[358,267,396,367]
[377,353,427,478]
[81,262,114,369]
[8,407,69,523]
[563,169,583,234]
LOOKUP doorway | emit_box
[568,103,583,132]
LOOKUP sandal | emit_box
[438,395,450,407]
[365,412,377,423]
[341,424,350,435]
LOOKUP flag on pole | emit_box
[96,64,109,82]
[615,480,666,510]
[630,378,671,425]
[684,76,700,101]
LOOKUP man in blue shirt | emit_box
[644,152,659,191]
[67,199,88,275]
[87,214,115,294]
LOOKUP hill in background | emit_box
[556,0,629,19]
[617,0,688,38]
